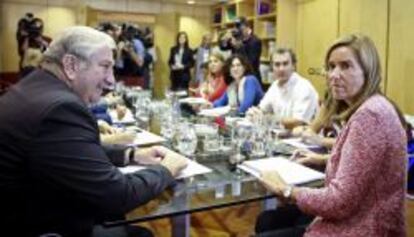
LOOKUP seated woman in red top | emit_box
[196,52,227,102]
[256,34,407,237]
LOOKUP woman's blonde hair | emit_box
[324,34,382,122]
[320,34,406,130]
[207,52,225,76]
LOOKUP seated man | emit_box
[0,26,187,237]
[247,48,319,130]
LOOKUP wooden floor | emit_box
[135,197,414,237]
[407,197,414,237]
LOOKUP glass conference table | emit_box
[104,149,323,237]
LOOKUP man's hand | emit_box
[134,146,188,177]
[98,120,116,134]
[159,150,188,177]
[115,104,127,120]
[133,146,169,165]
[246,106,263,122]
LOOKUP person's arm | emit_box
[246,36,262,68]
[207,76,227,102]
[32,102,175,216]
[182,48,195,70]
[213,91,228,108]
[258,82,276,113]
[168,47,175,68]
[288,83,319,125]
[238,77,259,114]
[126,40,144,67]
[281,118,307,130]
[292,110,387,220]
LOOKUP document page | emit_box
[238,157,325,185]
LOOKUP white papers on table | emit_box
[225,117,253,127]
[281,138,323,150]
[119,157,212,179]
[110,110,136,124]
[179,97,210,105]
[199,106,231,117]
[128,130,166,147]
[238,157,325,185]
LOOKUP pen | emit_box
[289,150,302,161]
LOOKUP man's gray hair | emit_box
[43,26,116,64]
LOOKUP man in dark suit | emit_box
[0,26,187,237]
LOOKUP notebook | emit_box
[199,106,231,117]
[238,157,325,185]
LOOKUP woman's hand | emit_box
[259,170,288,197]
[290,149,328,166]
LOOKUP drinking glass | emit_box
[176,122,198,158]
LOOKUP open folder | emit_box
[238,157,325,185]
[129,130,166,147]
[198,105,231,117]
[119,149,212,179]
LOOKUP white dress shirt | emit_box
[259,72,319,123]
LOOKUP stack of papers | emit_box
[119,154,212,179]
[238,157,325,185]
[282,138,322,150]
[199,106,231,117]
[110,110,136,124]
[128,130,166,147]
[179,97,210,105]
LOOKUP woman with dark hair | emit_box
[256,34,407,237]
[168,31,194,91]
[213,54,263,114]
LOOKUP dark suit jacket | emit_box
[168,46,194,89]
[168,46,194,72]
[0,70,175,237]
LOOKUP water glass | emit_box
[176,123,198,158]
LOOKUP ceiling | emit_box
[156,0,223,6]
[2,0,225,6]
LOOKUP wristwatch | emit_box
[124,146,135,166]
[282,185,293,199]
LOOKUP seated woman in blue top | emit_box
[213,54,264,115]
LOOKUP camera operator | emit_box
[219,17,262,85]
[139,27,155,89]
[114,24,146,86]
[219,28,246,57]
[16,13,51,70]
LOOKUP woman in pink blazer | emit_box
[257,34,407,237]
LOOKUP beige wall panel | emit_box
[179,16,210,49]
[339,0,388,91]
[43,7,77,38]
[277,0,297,50]
[0,4,4,73]
[153,12,179,98]
[3,0,79,6]
[387,0,414,114]
[1,3,76,72]
[296,0,338,97]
